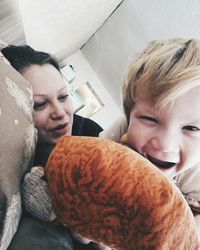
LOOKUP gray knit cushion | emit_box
[22,166,53,221]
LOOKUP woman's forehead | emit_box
[22,64,68,94]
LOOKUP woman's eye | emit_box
[138,115,158,124]
[33,102,46,110]
[58,94,69,101]
[183,125,200,132]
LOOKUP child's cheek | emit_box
[127,125,141,149]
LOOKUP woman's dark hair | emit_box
[1,45,60,73]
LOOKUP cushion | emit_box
[46,136,198,250]
[0,53,36,249]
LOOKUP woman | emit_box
[2,45,103,165]
[2,45,103,250]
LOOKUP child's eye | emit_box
[183,125,200,132]
[33,101,46,110]
[138,115,158,124]
[58,94,69,101]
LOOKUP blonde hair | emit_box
[123,38,200,121]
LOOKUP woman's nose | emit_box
[50,102,65,120]
[150,130,179,153]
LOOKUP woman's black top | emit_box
[72,114,103,136]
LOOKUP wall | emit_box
[60,50,123,129]
[19,0,123,60]
[82,0,200,107]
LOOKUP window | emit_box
[70,82,104,118]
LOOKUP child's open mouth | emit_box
[146,154,176,169]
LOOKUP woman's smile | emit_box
[48,123,70,137]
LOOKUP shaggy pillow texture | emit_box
[46,136,198,250]
[0,53,36,249]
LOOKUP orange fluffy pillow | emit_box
[46,136,198,250]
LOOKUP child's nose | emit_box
[50,102,65,120]
[150,131,179,153]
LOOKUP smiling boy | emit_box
[123,38,200,179]
[100,38,200,241]
[127,87,200,178]
[101,38,200,238]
